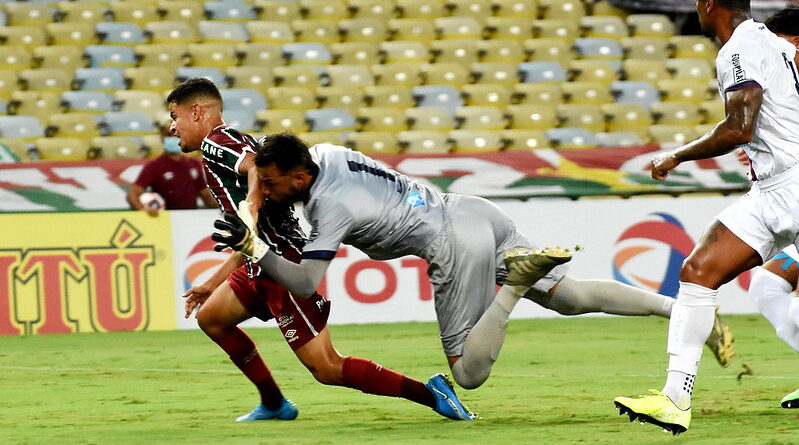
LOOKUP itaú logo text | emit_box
[0,221,154,335]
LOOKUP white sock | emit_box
[749,269,799,352]
[662,282,717,409]
[451,285,525,389]
[534,276,674,317]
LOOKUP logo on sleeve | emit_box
[731,54,746,83]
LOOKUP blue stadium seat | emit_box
[0,116,45,139]
[411,85,463,111]
[282,42,333,64]
[84,45,137,68]
[175,67,228,87]
[610,80,660,110]
[73,67,128,92]
[305,108,357,131]
[204,0,258,21]
[99,112,156,136]
[223,109,259,132]
[572,38,624,60]
[96,22,146,45]
[61,91,115,114]
[545,127,598,148]
[221,89,268,114]
[198,21,249,43]
[517,61,567,83]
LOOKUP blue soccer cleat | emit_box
[425,373,477,420]
[235,398,298,421]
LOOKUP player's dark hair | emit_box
[255,133,319,176]
[709,0,750,11]
[166,77,223,106]
[765,7,799,36]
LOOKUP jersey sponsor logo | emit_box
[277,314,294,327]
[308,219,320,242]
[731,53,746,83]
[285,329,299,342]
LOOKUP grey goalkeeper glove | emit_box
[211,201,269,262]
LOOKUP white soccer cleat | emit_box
[504,247,572,286]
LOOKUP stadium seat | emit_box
[32,46,85,72]
[252,1,301,22]
[46,23,97,46]
[299,0,349,20]
[141,135,165,157]
[668,35,718,59]
[20,69,73,93]
[505,104,558,129]
[700,99,725,123]
[7,92,62,123]
[236,43,286,67]
[380,41,431,64]
[224,109,259,132]
[523,38,574,65]
[454,106,506,130]
[665,58,714,81]
[557,104,607,132]
[198,21,249,44]
[114,90,167,122]
[293,20,341,44]
[545,127,598,149]
[356,107,408,132]
[0,26,48,49]
[297,131,344,146]
[273,66,324,88]
[61,91,115,114]
[446,0,493,18]
[562,81,613,105]
[348,0,395,19]
[650,101,703,126]
[134,44,189,70]
[610,80,660,110]
[580,16,628,40]
[306,108,357,132]
[266,86,317,110]
[345,131,401,155]
[648,124,698,145]
[331,42,381,65]
[100,112,156,136]
[0,115,45,140]
[372,63,422,87]
[602,102,652,137]
[388,18,437,41]
[246,21,296,44]
[323,65,374,89]
[55,1,108,25]
[0,70,19,101]
[364,85,416,108]
[420,63,470,87]
[186,43,238,68]
[658,79,710,103]
[0,138,32,161]
[395,0,446,19]
[124,66,175,92]
[626,14,675,38]
[176,67,228,87]
[518,61,567,83]
[0,47,33,70]
[45,113,101,138]
[412,85,463,111]
[84,46,137,68]
[485,17,535,40]
[107,2,159,25]
[490,0,538,18]
[431,40,480,65]
[622,59,670,83]
[462,84,512,106]
[226,66,275,92]
[4,2,55,26]
[573,38,623,61]
[316,86,365,111]
[538,0,585,20]
[406,107,455,131]
[621,37,670,60]
[339,18,389,43]
[478,40,525,64]
[501,129,550,151]
[96,23,147,46]
[73,67,127,92]
[533,19,580,40]
[91,136,146,160]
[449,129,504,153]
[221,89,268,115]
[157,1,205,22]
[397,130,452,153]
[283,42,333,65]
[144,21,200,44]
[32,137,92,161]
[204,0,258,21]
[595,131,645,147]
[568,60,620,84]
[512,82,564,104]
[256,109,310,133]
[591,1,628,17]
[435,17,484,40]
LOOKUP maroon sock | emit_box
[341,357,436,408]
[214,327,284,410]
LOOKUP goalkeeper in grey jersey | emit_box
[213,133,734,391]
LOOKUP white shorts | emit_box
[718,165,799,263]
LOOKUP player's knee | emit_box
[679,256,719,286]
[305,361,343,386]
[451,359,488,390]
[196,308,225,339]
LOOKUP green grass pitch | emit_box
[1,315,796,445]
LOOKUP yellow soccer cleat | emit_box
[705,306,735,368]
[614,390,691,436]
[504,247,573,286]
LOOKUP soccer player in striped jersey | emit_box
[167,78,475,422]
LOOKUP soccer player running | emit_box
[614,0,799,434]
[736,6,799,409]
[169,78,475,422]
[211,131,732,400]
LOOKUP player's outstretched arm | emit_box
[651,86,763,180]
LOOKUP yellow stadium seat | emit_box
[325,65,374,87]
[591,1,628,18]
[620,37,671,60]
[266,86,318,110]
[462,84,512,106]
[523,38,573,65]
[364,85,416,108]
[255,109,310,133]
[7,92,63,123]
[479,40,525,63]
[431,40,480,64]
[142,135,165,157]
[395,0,446,19]
[627,14,675,38]
[668,35,718,59]
[622,59,670,83]
[297,131,344,146]
[471,62,519,86]
[435,17,484,40]
[512,82,564,104]
[602,103,652,138]
[0,47,33,70]
[0,26,48,49]
[33,137,92,161]
[557,104,607,131]
[658,79,710,103]
[273,65,323,88]
[226,66,275,92]
[0,138,33,161]
[134,44,189,70]
[388,18,437,41]
[20,68,73,93]
[501,129,550,150]
[420,63,471,87]
[580,16,628,40]
[449,129,504,152]
[187,43,238,68]
[124,67,176,93]
[157,0,205,22]
[339,18,389,43]
[700,99,725,123]
[246,21,296,44]
[693,124,715,137]
[454,106,506,130]
[144,22,200,45]
[32,46,86,72]
[46,23,98,46]
[405,107,455,131]
[379,41,431,64]
[4,2,54,26]
[650,101,703,125]
[485,17,535,40]
[533,19,580,40]
[372,63,422,87]
[568,60,619,84]
[538,0,585,20]
[91,136,146,160]
[665,58,714,81]
[345,131,402,155]
[446,0,493,18]
[45,113,101,138]
[348,0,395,19]
[236,43,286,67]
[107,2,160,25]
[490,0,539,18]
[114,90,167,122]
[356,107,408,132]
[397,130,452,153]
[293,20,341,44]
[648,124,698,145]
[505,104,558,129]
[198,21,249,44]
[0,70,20,100]
[316,86,366,112]
[253,0,302,22]
[562,81,613,105]
[299,0,349,20]
[56,1,108,25]
[331,42,381,65]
